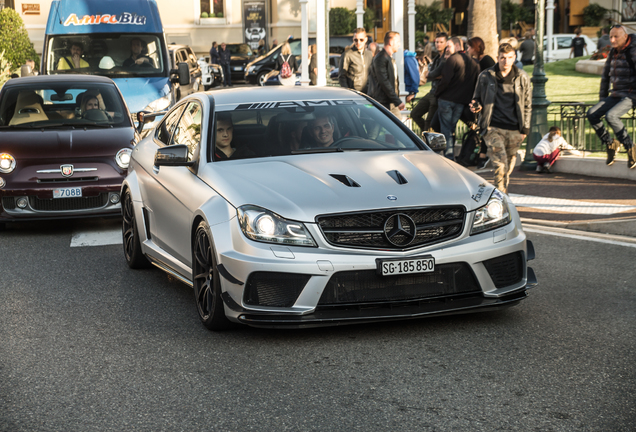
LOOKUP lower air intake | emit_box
[244,272,311,307]
[483,252,524,288]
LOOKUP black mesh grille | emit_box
[2,197,16,210]
[317,207,465,250]
[483,252,524,288]
[318,263,480,305]
[29,194,108,211]
[244,272,311,307]
[37,177,99,183]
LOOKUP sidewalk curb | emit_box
[552,155,636,181]
[520,216,636,239]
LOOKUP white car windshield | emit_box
[45,34,166,77]
[211,101,423,161]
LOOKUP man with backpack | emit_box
[338,28,373,94]
[586,25,636,169]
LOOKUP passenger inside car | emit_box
[57,42,90,70]
[214,113,255,161]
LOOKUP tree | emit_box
[0,8,39,72]
[467,0,499,60]
[329,7,355,36]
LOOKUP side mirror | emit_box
[178,62,190,86]
[154,145,194,167]
[422,132,447,153]
[136,111,153,133]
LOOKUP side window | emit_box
[156,105,185,146]
[177,50,187,64]
[171,102,202,162]
[187,48,198,68]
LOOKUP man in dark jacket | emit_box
[369,31,405,118]
[209,41,220,64]
[338,28,373,94]
[435,37,480,160]
[586,25,636,169]
[218,42,232,87]
[411,32,448,131]
[471,43,532,194]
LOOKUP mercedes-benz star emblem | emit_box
[383,213,417,246]
[61,164,74,177]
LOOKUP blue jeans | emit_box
[221,63,232,86]
[438,99,465,160]
[587,96,634,148]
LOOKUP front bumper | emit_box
[211,212,537,328]
[0,185,122,222]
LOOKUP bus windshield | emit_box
[45,34,166,78]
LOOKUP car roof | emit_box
[206,86,369,108]
[2,74,116,87]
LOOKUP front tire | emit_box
[192,221,232,330]
[257,70,269,86]
[122,191,150,269]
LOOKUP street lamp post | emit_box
[522,0,551,170]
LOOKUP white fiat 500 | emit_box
[122,87,537,330]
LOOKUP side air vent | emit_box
[387,170,408,185]
[330,174,361,188]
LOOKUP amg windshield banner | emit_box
[243,0,267,51]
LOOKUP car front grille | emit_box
[243,272,311,307]
[2,197,16,210]
[37,177,99,183]
[316,207,465,250]
[318,263,480,306]
[483,252,524,288]
[29,194,108,211]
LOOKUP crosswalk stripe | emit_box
[70,226,122,247]
[509,193,636,215]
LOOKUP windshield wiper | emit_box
[0,124,36,129]
[292,148,344,155]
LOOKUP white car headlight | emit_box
[115,148,132,169]
[237,205,317,247]
[470,189,512,235]
[143,94,172,113]
[247,65,256,73]
[0,153,16,174]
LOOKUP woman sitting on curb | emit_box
[533,126,579,173]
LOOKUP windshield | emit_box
[228,44,253,56]
[0,83,131,129]
[45,34,166,78]
[211,101,423,161]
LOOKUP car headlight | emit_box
[211,66,220,73]
[470,189,512,235]
[0,153,16,174]
[247,65,256,73]
[237,205,317,247]
[142,94,172,113]
[115,148,132,169]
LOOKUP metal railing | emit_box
[407,102,636,155]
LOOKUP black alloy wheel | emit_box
[122,191,150,269]
[192,221,232,330]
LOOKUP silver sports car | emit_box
[122,87,537,330]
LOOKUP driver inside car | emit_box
[123,38,155,68]
[307,115,335,147]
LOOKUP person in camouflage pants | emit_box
[471,43,532,193]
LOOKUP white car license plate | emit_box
[53,187,82,198]
[377,256,435,276]
[233,66,242,71]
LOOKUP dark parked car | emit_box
[0,75,136,228]
[225,43,256,83]
[167,44,203,100]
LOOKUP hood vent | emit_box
[387,170,408,185]
[330,174,361,188]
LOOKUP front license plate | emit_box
[233,66,242,71]
[377,256,435,276]
[53,187,82,198]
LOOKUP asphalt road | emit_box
[1,218,634,431]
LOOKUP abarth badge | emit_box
[61,165,74,177]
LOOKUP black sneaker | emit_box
[628,146,636,169]
[477,157,490,169]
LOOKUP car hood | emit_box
[0,128,135,160]
[112,77,170,113]
[199,151,495,222]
